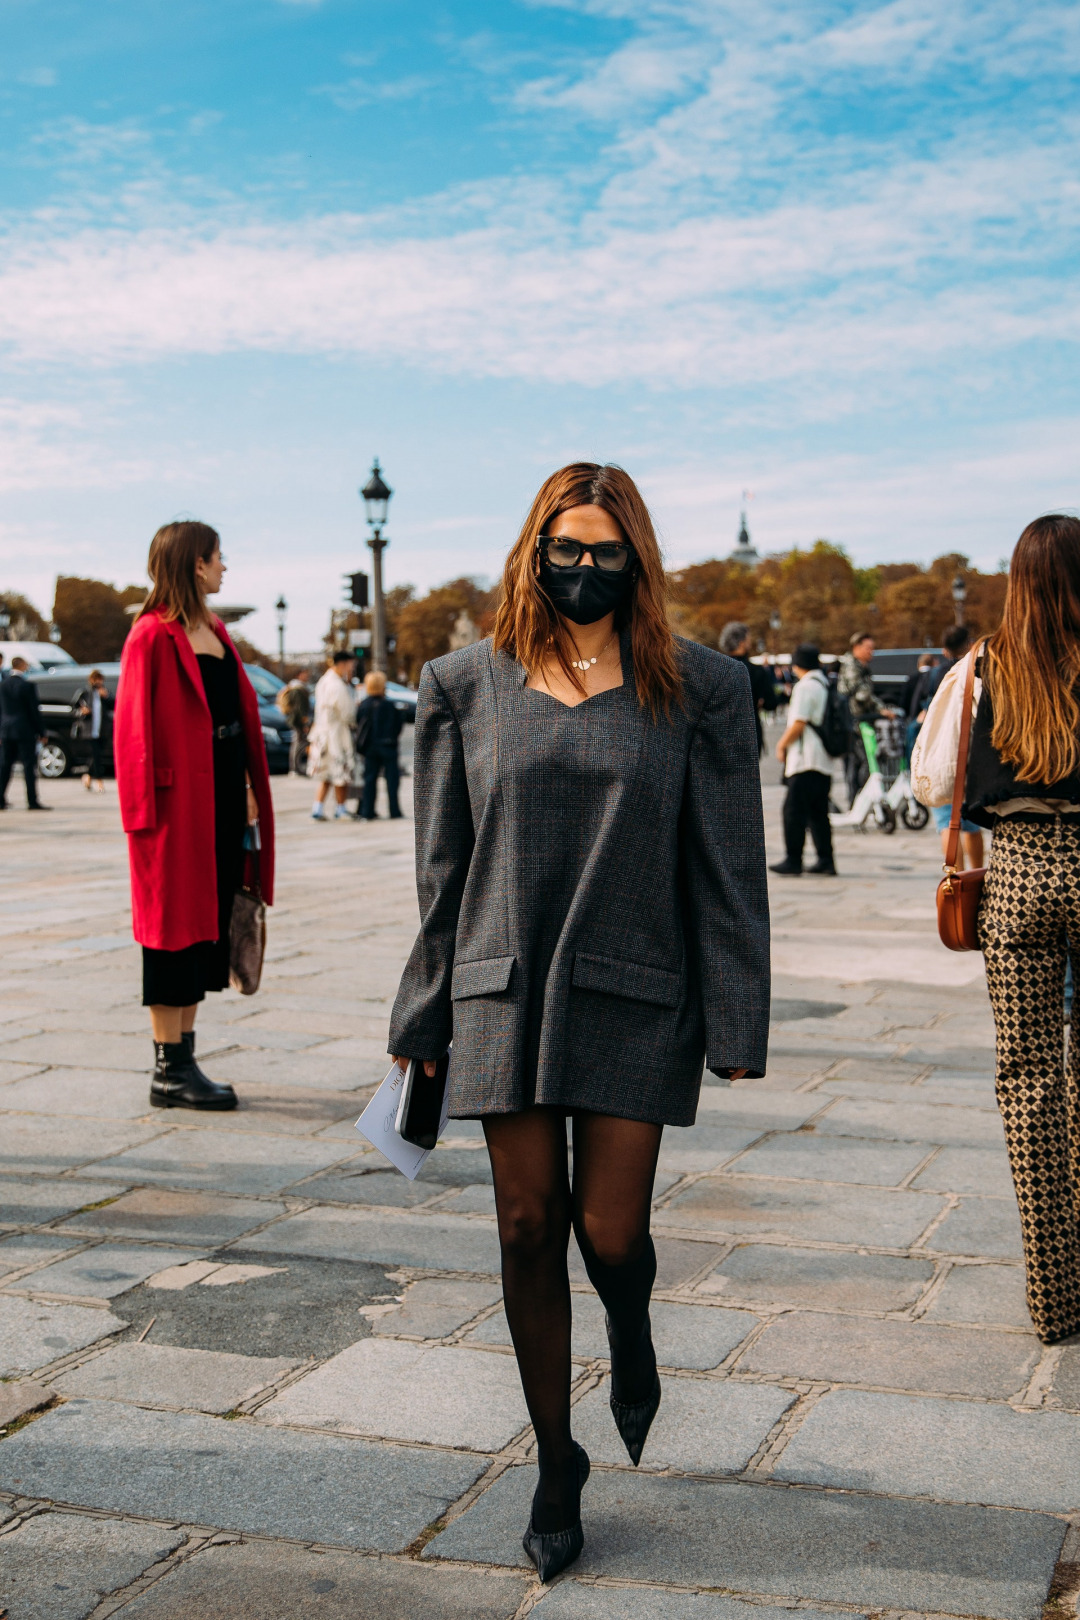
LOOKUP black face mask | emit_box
[539,559,634,626]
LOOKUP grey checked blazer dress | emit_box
[388,633,770,1125]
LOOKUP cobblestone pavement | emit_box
[2,742,1079,1620]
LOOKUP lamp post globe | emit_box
[952,573,967,628]
[360,459,393,672]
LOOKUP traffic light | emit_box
[345,571,369,609]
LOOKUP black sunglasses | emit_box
[538,535,635,573]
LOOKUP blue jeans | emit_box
[931,803,981,835]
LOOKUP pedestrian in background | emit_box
[114,521,274,1111]
[912,513,1080,1343]
[902,652,936,761]
[74,668,113,793]
[770,644,836,876]
[307,651,357,820]
[277,668,312,774]
[390,461,769,1582]
[0,656,49,812]
[920,624,970,715]
[356,669,404,820]
[838,632,896,806]
[719,621,777,755]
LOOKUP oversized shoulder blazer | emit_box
[388,634,770,1126]
[114,611,275,952]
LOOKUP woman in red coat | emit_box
[114,521,275,1109]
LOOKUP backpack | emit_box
[811,680,854,758]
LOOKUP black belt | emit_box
[212,721,243,740]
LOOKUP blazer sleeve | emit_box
[113,627,157,833]
[26,680,43,735]
[387,664,475,1060]
[682,659,771,1081]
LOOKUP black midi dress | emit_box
[141,653,248,1007]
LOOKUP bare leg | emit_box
[334,784,348,805]
[484,1108,577,1530]
[315,781,331,803]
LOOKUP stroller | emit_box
[831,717,929,834]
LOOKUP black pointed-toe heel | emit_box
[522,1442,590,1582]
[607,1313,661,1466]
[609,1372,661,1466]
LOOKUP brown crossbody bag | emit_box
[936,644,985,952]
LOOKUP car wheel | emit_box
[38,741,70,778]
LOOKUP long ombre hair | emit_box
[491,463,682,714]
[984,514,1080,784]
[139,521,220,630]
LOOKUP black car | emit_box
[30,661,292,778]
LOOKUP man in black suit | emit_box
[0,657,49,810]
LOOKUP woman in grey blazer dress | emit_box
[391,462,769,1580]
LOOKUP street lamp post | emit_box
[360,459,393,673]
[275,596,288,679]
[952,574,967,628]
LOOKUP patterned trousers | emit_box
[979,816,1080,1342]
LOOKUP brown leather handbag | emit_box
[936,645,985,951]
[229,826,267,995]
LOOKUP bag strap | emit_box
[945,644,982,873]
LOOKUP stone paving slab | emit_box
[912,1145,1017,1196]
[817,1097,1007,1148]
[54,1341,300,1412]
[424,1465,1063,1619]
[0,1114,164,1176]
[923,1262,1032,1329]
[259,1338,530,1449]
[0,1068,154,1119]
[0,1232,84,1280]
[81,1127,357,1196]
[0,1296,125,1376]
[373,1276,502,1338]
[57,1187,283,1245]
[112,1540,531,1620]
[738,1311,1039,1396]
[0,1399,487,1551]
[1048,1347,1080,1410]
[774,1388,1080,1509]
[165,1084,364,1135]
[0,1511,186,1620]
[571,1373,794,1471]
[3,1031,226,1072]
[16,1242,208,1299]
[206,1047,379,1090]
[820,1078,999,1108]
[296,1166,451,1207]
[654,1125,766,1174]
[112,1249,393,1358]
[533,1586,863,1619]
[240,1205,503,1272]
[657,1175,944,1248]
[569,1235,725,1293]
[726,1131,933,1186]
[0,1377,51,1426]
[0,1177,130,1228]
[469,1293,759,1371]
[691,1092,825,1130]
[699,1244,934,1313]
[0,1059,49,1085]
[930,1196,1024,1259]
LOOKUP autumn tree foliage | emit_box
[52,577,145,663]
[0,591,49,642]
[394,577,497,682]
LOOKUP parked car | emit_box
[29,660,291,778]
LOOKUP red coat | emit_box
[114,611,275,951]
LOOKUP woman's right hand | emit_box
[392,1056,437,1077]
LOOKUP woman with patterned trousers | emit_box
[389,463,770,1579]
[913,514,1080,1344]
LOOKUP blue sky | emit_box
[2,0,1078,650]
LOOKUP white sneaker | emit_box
[311,804,326,820]
[333,806,353,820]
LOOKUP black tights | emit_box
[483,1107,662,1530]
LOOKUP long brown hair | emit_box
[984,514,1080,784]
[139,521,219,630]
[491,463,682,714]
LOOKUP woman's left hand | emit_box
[246,785,259,825]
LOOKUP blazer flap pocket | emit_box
[451,955,516,1000]
[153,767,174,787]
[572,952,681,1008]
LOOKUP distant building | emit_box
[449,611,480,650]
[728,510,759,567]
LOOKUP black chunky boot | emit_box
[150,1040,237,1110]
[522,1442,589,1583]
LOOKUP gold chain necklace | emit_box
[569,631,617,672]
